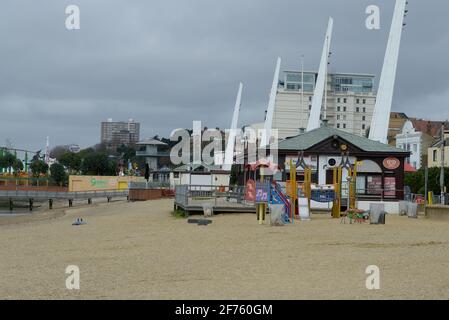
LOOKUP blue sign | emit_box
[311,189,336,203]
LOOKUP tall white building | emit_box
[273,70,376,140]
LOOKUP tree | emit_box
[30,160,49,178]
[116,144,137,163]
[0,152,18,173]
[13,159,24,175]
[50,145,69,159]
[58,152,81,174]
[81,152,110,175]
[405,167,449,195]
[50,163,67,186]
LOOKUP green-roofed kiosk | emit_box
[236,127,410,206]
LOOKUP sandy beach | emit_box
[0,198,448,300]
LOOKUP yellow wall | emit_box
[427,147,449,168]
[68,175,145,192]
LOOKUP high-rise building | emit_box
[101,118,140,150]
[273,71,376,140]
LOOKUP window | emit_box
[356,107,360,112]
[337,123,340,129]
[174,172,180,178]
[363,99,366,104]
[362,124,366,130]
[309,105,312,110]
[413,144,418,152]
[309,96,312,102]
[363,107,366,113]
[356,99,360,104]
[343,107,347,112]
[337,98,341,103]
[343,98,347,103]
[433,150,438,162]
[343,124,347,129]
[337,115,340,120]
[337,106,341,112]
[362,116,366,121]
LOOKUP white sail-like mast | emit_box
[369,0,408,143]
[261,57,281,147]
[222,82,243,171]
[307,17,333,132]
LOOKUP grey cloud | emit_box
[0,0,448,151]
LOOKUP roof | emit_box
[271,127,408,154]
[283,70,375,78]
[431,138,449,148]
[174,162,223,172]
[411,120,449,138]
[136,138,167,146]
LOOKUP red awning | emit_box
[404,163,417,172]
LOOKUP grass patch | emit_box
[172,208,187,219]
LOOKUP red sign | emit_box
[383,157,400,170]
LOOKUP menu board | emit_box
[384,177,396,197]
[367,176,382,195]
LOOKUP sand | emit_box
[0,198,448,300]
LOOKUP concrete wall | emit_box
[69,175,145,192]
[425,205,449,221]
[358,201,400,215]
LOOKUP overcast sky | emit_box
[1,0,448,151]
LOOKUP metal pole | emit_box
[424,166,429,205]
[441,123,446,204]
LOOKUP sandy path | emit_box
[0,199,448,300]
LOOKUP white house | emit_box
[395,120,434,170]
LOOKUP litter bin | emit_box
[371,211,386,225]
[270,204,286,226]
[399,201,408,216]
[407,202,418,219]
[370,203,385,224]
[202,203,214,217]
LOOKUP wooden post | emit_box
[49,199,53,210]
[9,198,13,211]
[29,199,33,212]
[69,199,73,207]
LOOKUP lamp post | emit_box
[440,123,446,204]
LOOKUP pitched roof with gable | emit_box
[271,127,408,154]
[136,138,168,146]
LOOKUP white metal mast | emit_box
[307,17,333,132]
[223,83,243,171]
[300,55,304,134]
[369,0,408,143]
[261,57,282,147]
[44,136,50,164]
